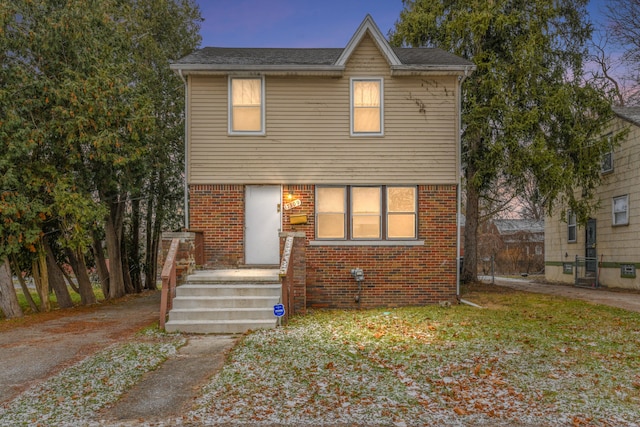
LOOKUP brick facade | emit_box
[189,184,245,267]
[189,184,458,308]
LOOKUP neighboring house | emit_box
[545,107,640,289]
[478,219,544,275]
[170,15,475,308]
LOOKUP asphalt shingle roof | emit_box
[613,106,640,127]
[172,46,473,68]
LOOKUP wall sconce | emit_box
[287,191,294,201]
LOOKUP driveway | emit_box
[482,276,640,313]
[0,292,161,404]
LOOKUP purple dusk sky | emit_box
[195,0,610,48]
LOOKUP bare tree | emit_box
[606,0,640,105]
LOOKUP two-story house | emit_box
[545,107,640,289]
[170,15,474,310]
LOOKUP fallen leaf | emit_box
[453,407,467,415]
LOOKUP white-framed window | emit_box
[316,185,417,240]
[601,134,613,173]
[229,77,265,135]
[535,245,542,255]
[350,78,383,136]
[613,195,629,226]
[568,211,577,242]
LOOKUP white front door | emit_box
[245,185,281,265]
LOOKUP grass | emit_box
[188,286,640,426]
[2,284,639,426]
[0,329,185,427]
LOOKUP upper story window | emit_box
[601,134,613,173]
[351,78,383,136]
[567,211,577,242]
[613,195,629,226]
[229,77,264,135]
[316,185,417,240]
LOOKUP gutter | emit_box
[178,68,189,230]
[456,65,473,300]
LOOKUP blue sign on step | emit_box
[273,304,285,317]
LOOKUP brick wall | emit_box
[282,184,458,309]
[189,184,458,308]
[189,184,244,267]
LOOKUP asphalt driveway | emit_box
[482,276,640,313]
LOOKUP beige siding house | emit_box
[545,107,640,289]
[171,16,475,308]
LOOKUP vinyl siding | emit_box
[545,116,640,288]
[188,34,459,185]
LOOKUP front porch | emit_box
[164,268,281,334]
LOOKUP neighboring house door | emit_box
[245,185,281,265]
[585,219,597,273]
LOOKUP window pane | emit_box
[352,187,380,214]
[317,187,345,213]
[614,197,627,213]
[232,79,261,106]
[316,187,345,239]
[354,81,380,107]
[388,214,415,238]
[232,106,261,131]
[353,80,381,133]
[317,214,345,239]
[353,215,380,239]
[231,79,262,132]
[388,187,416,212]
[568,226,576,242]
[354,108,380,133]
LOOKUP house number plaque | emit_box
[283,199,301,210]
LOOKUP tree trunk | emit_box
[462,165,480,283]
[10,256,39,313]
[129,196,142,292]
[92,231,110,298]
[32,247,51,312]
[105,200,126,299]
[45,241,74,309]
[0,257,23,318]
[66,248,97,305]
[145,174,163,291]
[121,235,135,294]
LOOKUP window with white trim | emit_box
[567,211,577,242]
[229,77,264,134]
[613,195,629,226]
[351,78,383,135]
[316,186,417,240]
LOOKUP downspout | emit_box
[456,66,472,300]
[178,69,189,230]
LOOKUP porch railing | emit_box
[159,238,180,329]
[575,255,599,288]
[278,236,294,324]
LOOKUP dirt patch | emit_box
[0,291,157,333]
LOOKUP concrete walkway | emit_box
[482,276,640,313]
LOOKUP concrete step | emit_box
[165,319,278,334]
[175,284,281,297]
[172,295,280,309]
[168,307,275,322]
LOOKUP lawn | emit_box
[1,284,639,426]
[188,285,640,426]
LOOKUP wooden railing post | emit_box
[159,238,180,330]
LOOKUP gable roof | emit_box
[613,106,640,127]
[171,15,474,76]
[493,219,544,235]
